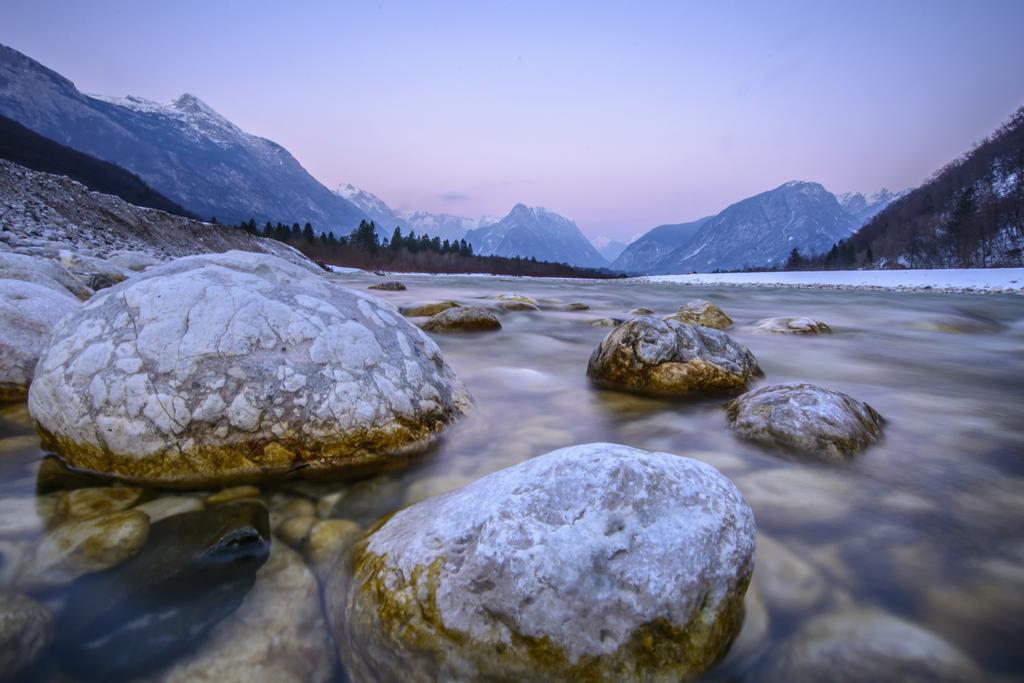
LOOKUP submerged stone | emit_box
[329,442,756,682]
[55,501,270,681]
[0,593,54,680]
[420,306,502,332]
[498,300,541,311]
[666,299,734,329]
[28,251,470,487]
[725,383,884,461]
[587,316,763,397]
[753,609,982,683]
[56,486,145,521]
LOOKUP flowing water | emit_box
[3,273,1023,681]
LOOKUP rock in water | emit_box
[725,383,884,461]
[329,443,756,682]
[28,251,470,486]
[401,301,461,317]
[753,609,982,683]
[142,541,334,683]
[666,299,733,329]
[368,281,406,291]
[420,306,502,333]
[752,317,832,335]
[587,317,762,397]
[55,501,271,681]
[0,593,54,680]
[0,279,80,401]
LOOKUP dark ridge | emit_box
[0,113,195,218]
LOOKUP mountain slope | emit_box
[610,218,711,273]
[0,158,309,265]
[592,236,629,262]
[652,182,858,273]
[0,114,192,217]
[335,183,405,231]
[334,183,493,242]
[836,189,905,226]
[840,106,1024,268]
[464,204,607,267]
[0,43,367,231]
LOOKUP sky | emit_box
[2,1,1023,241]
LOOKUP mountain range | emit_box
[464,204,608,268]
[334,183,492,243]
[612,183,902,273]
[0,43,366,230]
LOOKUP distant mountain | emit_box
[840,106,1024,269]
[465,204,608,268]
[836,189,905,225]
[0,43,367,231]
[610,217,711,273]
[651,182,859,273]
[333,182,492,243]
[335,183,405,231]
[398,210,493,243]
[591,236,630,262]
[0,114,192,217]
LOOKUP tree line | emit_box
[234,218,617,278]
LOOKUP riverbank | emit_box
[638,267,1024,294]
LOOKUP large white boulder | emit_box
[0,279,80,400]
[330,442,756,682]
[28,251,470,486]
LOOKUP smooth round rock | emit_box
[587,317,763,397]
[753,535,827,614]
[105,250,161,272]
[0,279,80,401]
[134,496,204,523]
[667,299,733,329]
[629,307,655,316]
[726,384,884,461]
[0,593,54,680]
[752,317,832,335]
[738,467,856,528]
[56,486,145,521]
[28,251,470,487]
[420,306,502,333]
[753,609,982,683]
[401,301,461,317]
[19,510,150,590]
[330,442,756,683]
[565,302,590,311]
[497,300,541,312]
[368,280,406,291]
[497,294,536,304]
[206,486,261,506]
[590,317,624,327]
[0,251,92,299]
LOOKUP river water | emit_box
[3,272,1023,681]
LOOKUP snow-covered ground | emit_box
[639,268,1024,293]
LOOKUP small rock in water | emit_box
[368,280,406,291]
[753,534,827,614]
[306,518,362,573]
[206,485,261,506]
[666,299,734,329]
[496,293,536,304]
[565,302,590,311]
[587,316,763,397]
[752,316,832,335]
[56,486,145,521]
[497,300,541,311]
[28,251,470,486]
[277,514,318,549]
[725,383,884,461]
[133,496,204,523]
[738,467,857,528]
[0,593,54,680]
[420,306,501,332]
[401,300,461,317]
[753,609,982,683]
[629,306,655,315]
[590,317,624,327]
[0,279,80,401]
[19,510,150,590]
[139,541,334,683]
[328,443,755,682]
[55,501,271,681]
